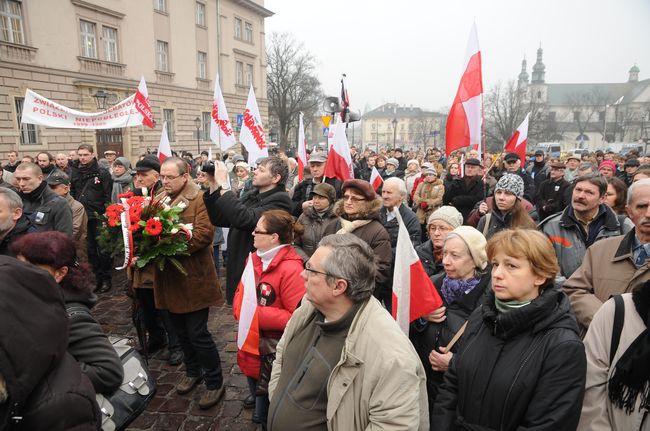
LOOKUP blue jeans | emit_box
[213,245,221,277]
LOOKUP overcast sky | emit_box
[264,0,650,113]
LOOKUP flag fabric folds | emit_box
[340,76,350,123]
[370,166,383,191]
[324,122,354,181]
[504,113,531,163]
[233,253,260,356]
[210,74,237,151]
[445,23,483,156]
[134,76,154,129]
[297,112,308,182]
[392,208,443,335]
[157,121,172,162]
[240,86,268,166]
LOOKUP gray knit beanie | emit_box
[427,206,463,229]
[495,173,524,198]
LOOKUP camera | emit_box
[201,160,215,175]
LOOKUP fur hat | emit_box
[427,206,463,229]
[407,159,420,168]
[386,158,399,167]
[447,226,488,270]
[341,179,376,201]
[495,173,524,198]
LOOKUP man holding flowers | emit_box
[153,157,226,409]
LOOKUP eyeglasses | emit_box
[160,175,182,181]
[428,225,452,233]
[253,229,273,235]
[303,261,344,280]
[343,194,365,202]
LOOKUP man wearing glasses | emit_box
[267,234,428,430]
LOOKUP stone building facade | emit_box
[0,0,272,161]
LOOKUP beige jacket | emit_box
[269,297,428,431]
[579,294,649,431]
[563,230,650,331]
[66,193,88,262]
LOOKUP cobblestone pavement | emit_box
[93,270,257,431]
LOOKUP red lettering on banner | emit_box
[134,90,154,128]
[243,108,266,150]
[34,107,67,119]
[211,102,233,137]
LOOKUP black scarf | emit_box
[18,180,47,202]
[608,283,650,414]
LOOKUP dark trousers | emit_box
[87,218,113,283]
[135,288,180,351]
[247,377,269,429]
[168,308,223,390]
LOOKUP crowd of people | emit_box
[1,143,649,430]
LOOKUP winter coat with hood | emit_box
[432,286,586,431]
[64,288,123,395]
[204,184,292,304]
[413,177,445,224]
[70,158,112,218]
[233,245,305,379]
[334,197,392,298]
[466,195,536,228]
[0,256,100,430]
[154,180,222,313]
[294,205,339,259]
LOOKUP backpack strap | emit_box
[482,213,492,237]
[610,295,625,364]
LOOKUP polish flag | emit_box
[233,254,260,356]
[370,166,383,191]
[297,112,308,181]
[324,122,354,181]
[504,112,530,163]
[157,121,172,162]
[445,23,483,156]
[240,86,268,166]
[392,208,443,335]
[210,74,237,151]
[459,153,465,178]
[134,76,154,129]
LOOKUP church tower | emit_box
[629,64,640,83]
[518,57,529,89]
[531,45,546,84]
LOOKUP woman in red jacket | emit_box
[234,209,305,428]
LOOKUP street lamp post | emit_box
[391,118,397,150]
[194,116,201,155]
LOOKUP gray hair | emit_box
[627,178,650,206]
[0,188,23,210]
[577,162,595,174]
[162,157,188,175]
[383,177,407,196]
[318,233,376,302]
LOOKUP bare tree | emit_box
[565,86,609,146]
[411,117,436,151]
[267,32,323,151]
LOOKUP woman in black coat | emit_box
[432,229,586,431]
[11,231,123,395]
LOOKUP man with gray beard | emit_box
[0,188,34,256]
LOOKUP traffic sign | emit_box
[322,127,329,137]
[321,115,331,128]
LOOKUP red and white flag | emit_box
[134,76,154,129]
[504,112,530,163]
[157,121,172,162]
[340,75,350,123]
[392,209,443,335]
[459,153,465,178]
[370,166,383,191]
[297,112,308,181]
[324,122,354,181]
[210,74,236,151]
[240,86,268,166]
[233,253,260,356]
[445,23,483,156]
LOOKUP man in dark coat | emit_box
[14,163,72,235]
[70,144,113,293]
[536,161,573,221]
[204,156,292,304]
[443,158,485,223]
[291,153,341,217]
[0,188,34,256]
[526,149,550,201]
[500,152,536,203]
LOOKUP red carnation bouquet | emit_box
[98,190,194,275]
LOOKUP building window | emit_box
[244,22,253,43]
[235,61,244,85]
[79,20,97,58]
[195,2,205,26]
[201,111,210,140]
[234,17,242,39]
[599,111,606,122]
[14,97,38,145]
[0,0,24,44]
[154,0,167,13]
[197,51,207,79]
[156,40,168,72]
[246,63,253,86]
[163,109,175,142]
[102,26,118,62]
[573,111,580,122]
[548,111,556,122]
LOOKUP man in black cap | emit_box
[291,153,342,217]
[393,148,408,172]
[526,149,550,200]
[501,152,535,203]
[619,158,640,186]
[535,161,573,221]
[47,171,87,261]
[443,158,486,222]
